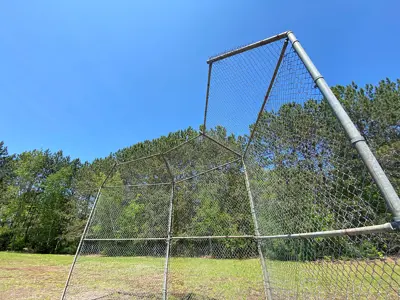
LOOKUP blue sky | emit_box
[1,1,399,162]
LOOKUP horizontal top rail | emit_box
[207,31,289,64]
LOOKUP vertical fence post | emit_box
[61,162,117,300]
[242,159,273,300]
[287,31,400,221]
[162,155,175,300]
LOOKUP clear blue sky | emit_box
[1,1,399,162]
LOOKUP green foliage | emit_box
[248,78,400,260]
[0,78,398,259]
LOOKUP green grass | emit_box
[0,252,399,299]
[0,252,72,299]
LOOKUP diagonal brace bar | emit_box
[243,38,288,157]
[61,162,117,300]
[242,159,273,300]
[201,132,242,157]
[202,64,213,132]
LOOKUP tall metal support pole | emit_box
[162,155,175,300]
[242,159,273,300]
[61,162,117,300]
[287,31,400,221]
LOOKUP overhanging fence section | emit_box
[62,31,399,299]
[62,135,266,299]
[204,30,399,298]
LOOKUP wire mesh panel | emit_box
[261,233,400,299]
[205,33,399,298]
[163,135,240,182]
[225,38,399,297]
[205,38,286,153]
[115,155,171,186]
[172,160,252,237]
[245,44,392,234]
[63,31,400,299]
[63,160,172,299]
[86,185,172,239]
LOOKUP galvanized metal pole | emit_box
[60,162,117,300]
[242,159,273,300]
[287,31,400,222]
[257,222,395,240]
[82,221,396,242]
[207,31,289,64]
[162,155,175,300]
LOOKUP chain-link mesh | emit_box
[63,139,266,299]
[241,41,400,298]
[205,39,286,153]
[172,160,252,237]
[63,33,399,299]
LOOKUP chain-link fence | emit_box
[62,31,400,299]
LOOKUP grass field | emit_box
[0,252,72,299]
[0,252,399,299]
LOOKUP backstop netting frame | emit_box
[62,31,400,299]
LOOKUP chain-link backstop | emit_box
[62,31,400,299]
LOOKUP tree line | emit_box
[0,79,399,258]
